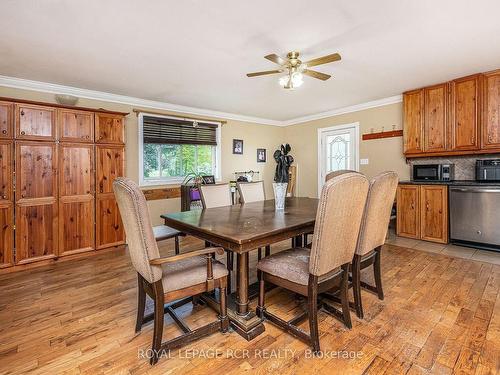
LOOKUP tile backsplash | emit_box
[408,154,500,180]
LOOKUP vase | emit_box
[273,182,288,210]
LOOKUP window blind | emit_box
[143,116,218,146]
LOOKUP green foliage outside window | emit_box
[143,143,214,180]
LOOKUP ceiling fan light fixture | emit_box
[291,72,303,87]
[279,75,289,87]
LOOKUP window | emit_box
[139,113,221,186]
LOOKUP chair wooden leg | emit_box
[219,282,229,333]
[151,281,165,365]
[174,235,180,255]
[135,274,147,333]
[340,264,352,329]
[265,245,271,257]
[352,254,363,319]
[256,270,265,318]
[374,246,384,300]
[226,251,233,293]
[258,248,262,261]
[307,274,320,353]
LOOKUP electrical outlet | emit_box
[360,158,369,165]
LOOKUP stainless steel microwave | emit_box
[413,164,454,181]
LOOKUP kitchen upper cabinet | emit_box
[396,185,420,239]
[420,185,448,243]
[0,101,13,139]
[403,90,424,154]
[0,203,13,268]
[96,145,124,194]
[424,84,448,152]
[96,194,124,249]
[15,104,56,141]
[450,75,480,151]
[95,113,124,144]
[482,70,500,149]
[58,109,94,143]
[0,141,13,201]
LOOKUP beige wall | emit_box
[0,86,285,224]
[285,103,409,198]
[0,85,410,222]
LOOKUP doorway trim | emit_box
[317,122,360,197]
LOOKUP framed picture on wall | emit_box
[233,139,243,154]
[257,148,266,162]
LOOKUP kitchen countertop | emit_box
[400,180,500,186]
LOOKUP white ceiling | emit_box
[1,0,500,122]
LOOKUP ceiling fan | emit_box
[246,51,341,89]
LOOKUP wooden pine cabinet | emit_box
[96,194,124,249]
[15,103,56,141]
[58,143,95,256]
[397,184,448,244]
[450,74,480,151]
[0,203,13,268]
[396,185,420,239]
[0,101,13,139]
[15,142,58,263]
[424,84,448,152]
[58,109,94,143]
[0,140,13,201]
[482,70,500,149]
[403,90,424,154]
[95,113,124,144]
[96,145,125,194]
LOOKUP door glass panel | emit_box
[326,134,350,172]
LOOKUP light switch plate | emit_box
[360,158,369,165]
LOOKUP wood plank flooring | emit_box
[0,237,499,374]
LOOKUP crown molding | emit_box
[282,95,402,126]
[0,75,282,126]
[0,75,402,127]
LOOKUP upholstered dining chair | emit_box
[351,171,398,319]
[303,169,357,247]
[113,178,229,365]
[152,225,185,255]
[199,183,235,290]
[237,181,271,261]
[256,172,369,352]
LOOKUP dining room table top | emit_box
[161,197,319,251]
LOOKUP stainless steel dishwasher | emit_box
[450,185,500,250]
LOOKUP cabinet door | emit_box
[0,140,13,202]
[16,142,57,200]
[0,101,13,139]
[15,104,56,140]
[15,141,58,263]
[424,84,448,152]
[96,145,124,194]
[96,194,124,249]
[59,143,95,256]
[15,201,58,263]
[420,185,448,243]
[396,185,420,239]
[451,75,480,151]
[95,113,124,144]
[0,203,13,268]
[58,109,94,143]
[403,90,424,154]
[482,70,500,149]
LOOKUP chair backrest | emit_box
[325,169,356,181]
[200,183,232,208]
[237,181,265,203]
[309,172,369,277]
[113,177,162,284]
[356,171,399,256]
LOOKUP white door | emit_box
[318,123,359,196]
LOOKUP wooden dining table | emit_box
[161,197,319,340]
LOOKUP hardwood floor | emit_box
[0,237,499,374]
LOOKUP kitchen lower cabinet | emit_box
[397,184,448,244]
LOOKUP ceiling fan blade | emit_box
[304,53,341,67]
[246,69,282,77]
[303,69,331,81]
[264,54,288,66]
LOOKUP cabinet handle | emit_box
[20,110,25,116]
[471,136,475,144]
[1,130,6,134]
[86,135,90,139]
[1,195,6,199]
[20,131,25,135]
[426,202,430,211]
[488,134,493,143]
